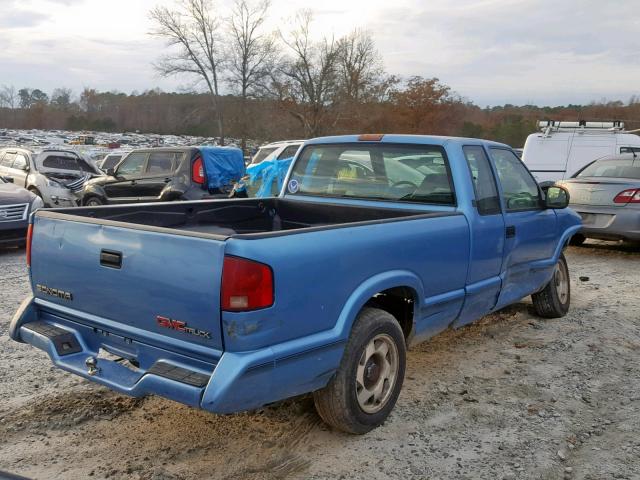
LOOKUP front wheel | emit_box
[313,307,406,434]
[532,253,570,318]
[84,196,104,207]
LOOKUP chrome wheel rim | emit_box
[87,199,101,206]
[555,262,569,304]
[355,333,399,414]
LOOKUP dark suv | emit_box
[81,147,244,206]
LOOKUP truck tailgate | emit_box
[30,214,226,352]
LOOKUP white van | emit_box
[522,121,640,184]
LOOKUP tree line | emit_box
[1,0,640,149]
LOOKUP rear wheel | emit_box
[84,196,104,207]
[313,307,406,434]
[532,253,570,318]
[569,234,586,246]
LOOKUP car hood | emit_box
[85,175,114,187]
[0,182,34,205]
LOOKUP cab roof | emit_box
[303,134,510,149]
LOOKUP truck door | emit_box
[489,148,557,308]
[105,151,148,202]
[454,145,505,327]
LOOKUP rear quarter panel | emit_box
[221,213,470,352]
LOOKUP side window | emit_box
[1,152,15,168]
[13,154,29,171]
[463,146,501,215]
[620,146,640,154]
[490,148,541,211]
[146,152,175,174]
[277,144,301,160]
[117,152,147,177]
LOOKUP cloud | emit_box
[0,0,638,106]
[366,0,640,105]
[0,9,49,28]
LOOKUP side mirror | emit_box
[545,185,570,209]
[22,164,30,172]
[106,168,116,177]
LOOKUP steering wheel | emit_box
[391,180,418,189]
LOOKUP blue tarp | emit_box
[200,146,245,190]
[246,157,293,197]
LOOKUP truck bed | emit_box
[44,198,449,238]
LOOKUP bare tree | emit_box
[227,0,277,151]
[336,30,382,102]
[150,0,227,143]
[51,88,73,110]
[275,10,341,137]
[0,85,18,109]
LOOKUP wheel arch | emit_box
[82,185,107,205]
[335,271,423,343]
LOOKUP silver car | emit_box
[558,154,640,244]
[0,147,101,207]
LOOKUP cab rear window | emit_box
[289,144,455,205]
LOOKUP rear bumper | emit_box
[572,206,640,241]
[10,296,344,414]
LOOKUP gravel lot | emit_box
[0,242,639,480]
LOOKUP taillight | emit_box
[192,157,205,185]
[613,188,640,204]
[26,223,33,267]
[221,256,274,311]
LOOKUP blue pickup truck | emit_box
[10,134,580,434]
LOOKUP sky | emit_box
[0,0,639,107]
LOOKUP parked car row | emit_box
[2,126,640,249]
[0,145,247,209]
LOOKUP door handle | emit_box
[505,225,516,238]
[164,178,171,183]
[130,180,137,185]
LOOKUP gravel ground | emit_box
[0,241,639,480]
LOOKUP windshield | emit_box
[288,144,455,205]
[577,158,640,179]
[252,147,278,164]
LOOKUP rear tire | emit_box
[84,196,104,206]
[313,307,406,434]
[569,234,586,246]
[532,253,570,318]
